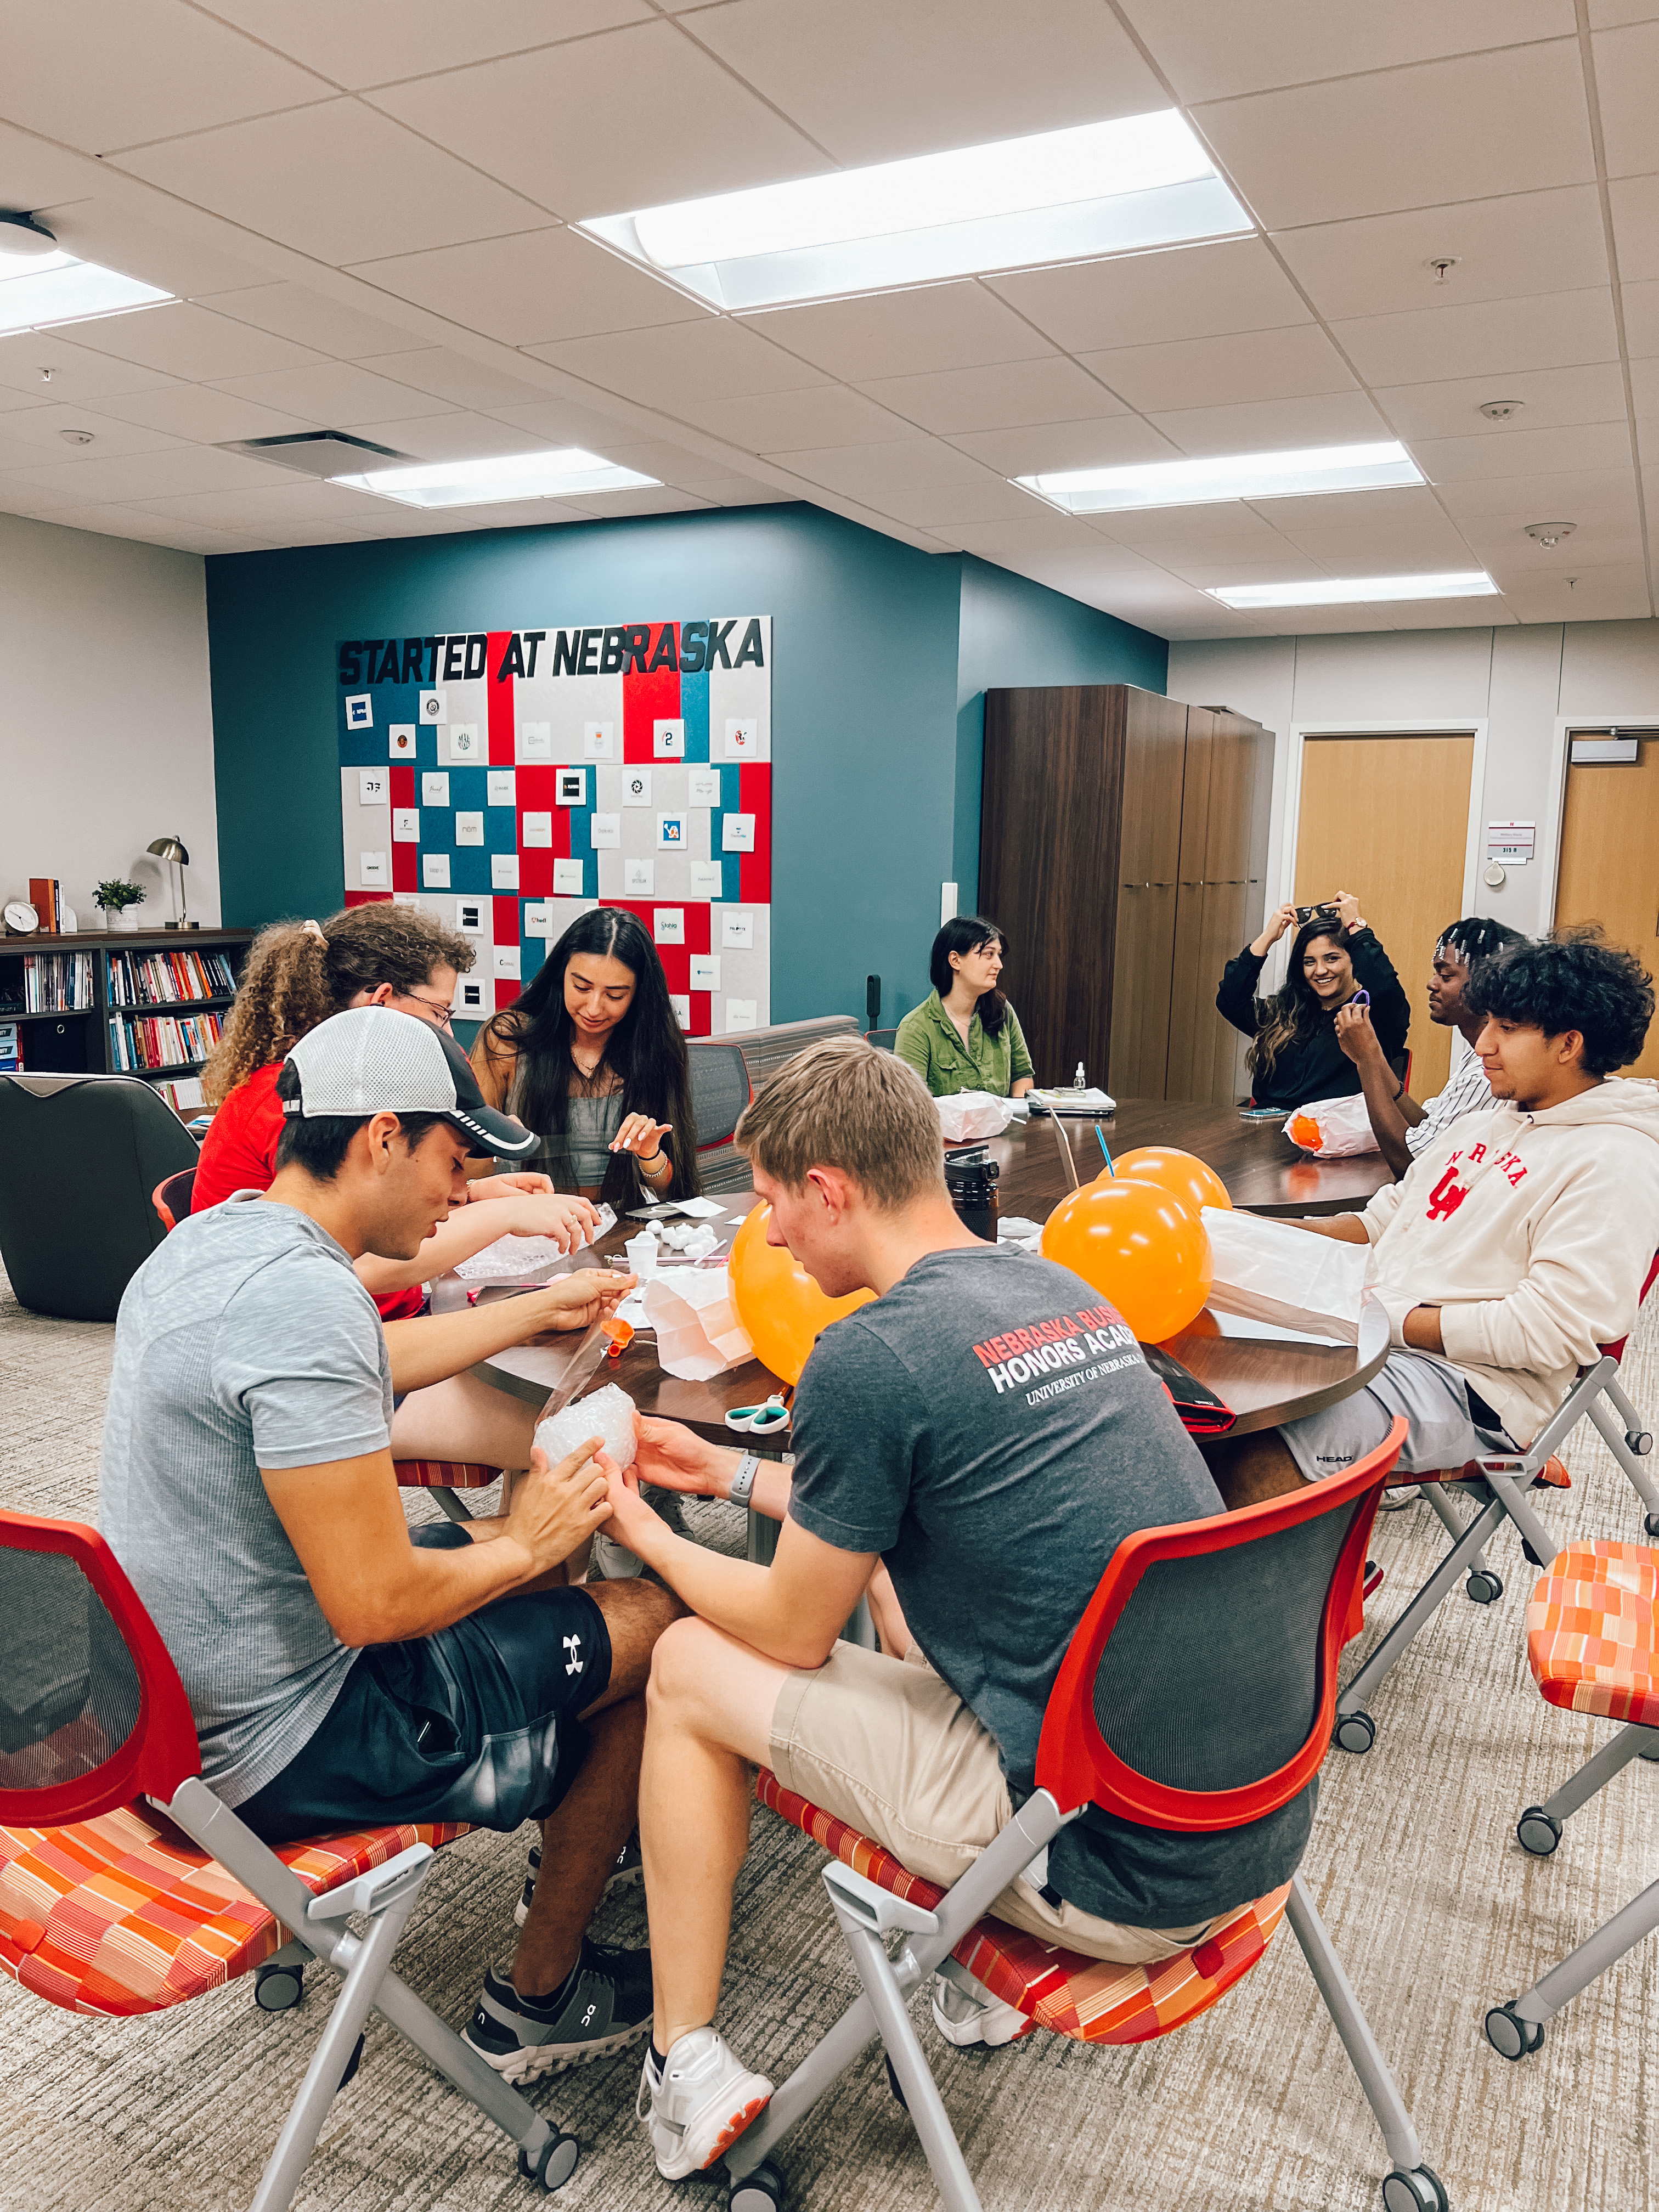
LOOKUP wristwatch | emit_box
[728,1451,760,1509]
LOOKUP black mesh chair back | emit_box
[688,1042,751,1150]
[0,1074,198,1319]
[0,1545,143,1802]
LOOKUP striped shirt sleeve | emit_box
[1404,1051,1494,1156]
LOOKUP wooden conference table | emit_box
[465,1098,1391,1443]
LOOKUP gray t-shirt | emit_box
[99,1193,392,1806]
[787,1246,1315,1927]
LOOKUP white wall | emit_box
[4,511,219,930]
[1169,619,1659,943]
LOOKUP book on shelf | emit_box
[153,1074,205,1111]
[105,945,237,1007]
[21,950,94,1012]
[0,1020,19,1073]
[109,1008,224,1073]
[27,877,60,935]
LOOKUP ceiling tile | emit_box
[88,384,318,443]
[1331,290,1620,386]
[112,103,550,263]
[55,302,326,380]
[347,228,706,347]
[30,501,263,551]
[0,335,177,404]
[0,403,185,461]
[1375,362,1629,441]
[1271,188,1610,323]
[1495,560,1652,619]
[1278,521,1481,567]
[684,0,1165,164]
[5,2,331,155]
[0,121,115,213]
[947,416,1180,475]
[1237,485,1457,532]
[741,283,1054,382]
[1465,520,1645,565]
[1623,280,1659,358]
[1433,465,1639,517]
[352,349,562,410]
[1632,357,1659,416]
[673,476,792,506]
[985,237,1311,355]
[1124,0,1574,102]
[1147,390,1391,456]
[856,357,1125,437]
[196,0,650,86]
[331,411,552,461]
[33,199,276,298]
[1094,506,1298,555]
[4,445,290,503]
[862,478,1048,530]
[0,426,76,472]
[566,486,715,518]
[678,383,911,450]
[1077,324,1355,413]
[1610,176,1659,286]
[208,359,452,423]
[1589,0,1659,22]
[489,394,654,446]
[527,319,826,407]
[953,513,1142,560]
[368,23,823,220]
[199,280,431,358]
[769,438,995,498]
[1193,43,1595,231]
[0,470,99,514]
[582,437,730,479]
[126,480,390,526]
[1593,21,1659,176]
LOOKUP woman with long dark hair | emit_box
[1217,891,1410,1111]
[893,915,1036,1098]
[472,906,701,1203]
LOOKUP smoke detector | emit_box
[1479,400,1523,421]
[59,428,94,445]
[1525,522,1576,548]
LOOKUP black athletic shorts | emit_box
[238,1525,613,1844]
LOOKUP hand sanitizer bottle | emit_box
[1073,1062,1086,1090]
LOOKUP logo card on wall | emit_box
[654,909,685,945]
[556,767,588,806]
[691,955,720,991]
[492,854,521,890]
[523,812,552,847]
[523,902,552,938]
[725,718,758,759]
[390,724,416,760]
[624,858,655,895]
[448,724,483,764]
[589,812,620,849]
[690,861,724,898]
[487,769,516,806]
[584,720,614,758]
[493,945,522,979]
[421,692,445,723]
[519,721,551,759]
[657,812,687,849]
[687,766,721,807]
[670,993,691,1029]
[721,910,754,948]
[653,719,686,759]
[455,811,484,846]
[624,770,652,806]
[393,809,420,842]
[722,813,756,852]
[360,851,388,886]
[359,768,388,805]
[553,860,584,896]
[422,771,450,808]
[456,974,492,1017]
[423,852,452,889]
[724,998,758,1031]
[346,693,373,730]
[456,899,487,934]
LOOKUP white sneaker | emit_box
[637,2026,773,2180]
[930,1968,1031,2048]
[589,1528,644,1579]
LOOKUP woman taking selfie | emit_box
[1216,891,1410,1113]
[472,905,700,1202]
[894,915,1036,1098]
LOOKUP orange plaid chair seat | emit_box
[394,1459,497,1491]
[1526,1539,1659,1728]
[0,1802,470,2017]
[757,1770,1288,2047]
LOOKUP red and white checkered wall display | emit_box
[336,618,771,1037]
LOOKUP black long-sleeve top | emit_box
[1216,927,1411,1112]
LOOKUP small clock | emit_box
[3,900,40,936]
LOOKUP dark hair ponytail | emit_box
[928,916,1010,1036]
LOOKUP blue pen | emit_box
[1096,1126,1115,1176]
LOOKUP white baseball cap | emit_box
[281,1005,539,1157]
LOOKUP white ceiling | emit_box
[0,0,1654,639]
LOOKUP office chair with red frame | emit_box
[0,1507,578,2209]
[725,1419,1449,2212]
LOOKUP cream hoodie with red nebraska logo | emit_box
[1357,1076,1659,1446]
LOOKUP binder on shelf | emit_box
[0,1020,19,1073]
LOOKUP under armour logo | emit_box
[1426,1166,1468,1222]
[562,1634,584,1676]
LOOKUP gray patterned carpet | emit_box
[1,1261,1655,2212]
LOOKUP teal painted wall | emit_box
[205,503,1163,1028]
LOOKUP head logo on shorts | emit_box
[563,1633,584,1677]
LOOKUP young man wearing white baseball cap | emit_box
[100,1005,683,2080]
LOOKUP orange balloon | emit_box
[728,1204,875,1386]
[1040,1180,1214,1342]
[1105,1145,1233,1216]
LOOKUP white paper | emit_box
[359,768,388,805]
[389,724,416,760]
[359,850,388,886]
[487,769,516,807]
[725,717,758,759]
[722,812,756,851]
[1201,1206,1368,1343]
[624,770,653,806]
[690,955,720,991]
[456,899,487,934]
[493,944,521,978]
[519,721,551,759]
[553,859,584,896]
[345,692,373,730]
[523,902,552,938]
[448,723,483,763]
[653,719,686,758]
[691,862,725,898]
[624,858,655,895]
[422,851,452,889]
[584,720,614,758]
[422,771,450,808]
[557,767,587,806]
[523,811,552,847]
[721,910,754,948]
[420,690,445,724]
[643,1268,754,1380]
[688,767,721,807]
[455,972,490,1014]
[657,812,687,850]
[590,812,620,849]
[724,997,758,1031]
[672,1197,728,1220]
[492,853,521,890]
[654,908,685,945]
[1207,1310,1348,1350]
[393,808,420,842]
[454,810,484,845]
[670,992,691,1028]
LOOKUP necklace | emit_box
[571,1041,605,1080]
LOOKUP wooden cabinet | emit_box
[979,686,1272,1103]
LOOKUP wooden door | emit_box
[1294,733,1475,1099]
[1169,710,1267,1104]
[1555,735,1659,1077]
[1107,692,1188,1097]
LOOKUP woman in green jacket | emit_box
[894,916,1036,1098]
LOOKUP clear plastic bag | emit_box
[1283,1095,1381,1158]
[535,1382,637,1470]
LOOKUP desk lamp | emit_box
[146,836,191,928]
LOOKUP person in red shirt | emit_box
[195,906,608,1475]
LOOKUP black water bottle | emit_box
[945,1146,1000,1244]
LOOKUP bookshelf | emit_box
[0,927,253,1101]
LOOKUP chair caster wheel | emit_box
[518,2129,579,2191]
[1465,1568,1503,1604]
[729,2160,785,2212]
[1485,2001,1544,2061]
[885,2053,909,2110]
[1516,1805,1562,1855]
[1628,1430,1652,1455]
[1645,1511,1659,1539]
[1335,1709,1375,1755]
[253,1960,305,2012]
[1381,2163,1449,2212]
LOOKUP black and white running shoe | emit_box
[515,1832,644,1927]
[462,1937,652,2082]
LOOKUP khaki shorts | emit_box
[768,1640,1213,1967]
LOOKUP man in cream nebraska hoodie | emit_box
[1209,932,1659,1503]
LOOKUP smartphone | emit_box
[1237,1104,1285,1120]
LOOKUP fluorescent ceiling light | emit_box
[0,242,171,335]
[1018,441,1424,515]
[579,111,1250,311]
[1209,572,1500,610]
[329,449,662,510]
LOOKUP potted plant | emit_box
[95,880,146,933]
